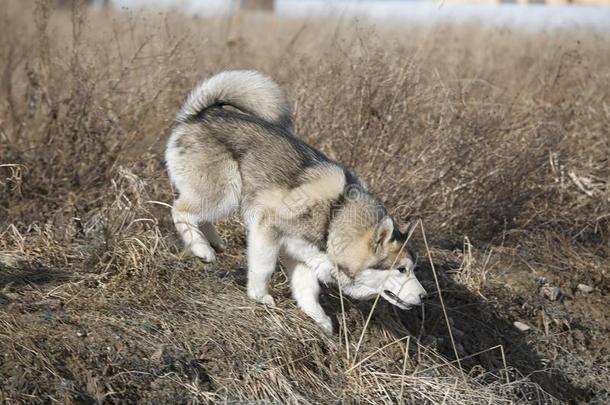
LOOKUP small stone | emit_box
[540,285,561,301]
[577,284,594,294]
[513,321,531,332]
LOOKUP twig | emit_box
[338,284,350,361]
[398,336,411,405]
[420,221,464,379]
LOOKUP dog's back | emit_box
[165,70,344,260]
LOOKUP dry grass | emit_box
[1,1,609,403]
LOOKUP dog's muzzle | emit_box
[382,290,420,310]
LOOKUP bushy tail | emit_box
[177,70,292,128]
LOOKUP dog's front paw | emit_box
[316,315,334,335]
[248,290,276,307]
[191,243,216,262]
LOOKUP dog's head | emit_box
[329,199,427,309]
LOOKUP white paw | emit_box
[316,315,334,335]
[191,243,216,262]
[307,256,335,283]
[260,294,276,307]
[248,290,276,307]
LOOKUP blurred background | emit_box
[74,0,610,31]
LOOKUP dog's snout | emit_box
[408,287,427,306]
[405,293,423,307]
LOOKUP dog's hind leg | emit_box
[246,219,279,306]
[172,198,217,262]
[281,253,333,334]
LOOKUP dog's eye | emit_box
[397,266,407,274]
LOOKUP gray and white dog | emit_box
[166,70,426,333]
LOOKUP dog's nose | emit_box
[408,294,422,306]
[419,291,428,300]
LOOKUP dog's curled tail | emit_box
[177,70,292,128]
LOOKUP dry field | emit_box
[1,1,609,403]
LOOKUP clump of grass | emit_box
[1,1,608,403]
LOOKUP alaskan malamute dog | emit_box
[166,70,427,333]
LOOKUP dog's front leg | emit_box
[282,254,333,334]
[283,238,335,284]
[247,219,279,306]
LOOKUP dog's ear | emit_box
[375,216,394,249]
[400,221,416,239]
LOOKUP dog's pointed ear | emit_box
[375,216,394,248]
[400,220,416,238]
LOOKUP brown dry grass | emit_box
[1,1,609,403]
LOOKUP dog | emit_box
[165,70,427,333]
